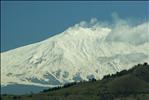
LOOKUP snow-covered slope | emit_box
[1,20,149,88]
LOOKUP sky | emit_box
[1,1,149,52]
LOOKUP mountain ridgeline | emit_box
[2,24,149,90]
[2,63,149,100]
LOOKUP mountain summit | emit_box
[1,21,149,91]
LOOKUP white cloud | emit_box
[71,13,149,45]
[106,21,149,45]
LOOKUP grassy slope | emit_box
[1,63,149,100]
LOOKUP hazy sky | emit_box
[1,1,149,52]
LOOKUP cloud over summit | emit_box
[69,14,149,45]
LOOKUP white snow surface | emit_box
[1,21,149,87]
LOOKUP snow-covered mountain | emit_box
[1,20,149,90]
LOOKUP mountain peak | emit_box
[64,24,111,37]
[1,20,149,94]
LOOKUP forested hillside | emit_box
[1,63,149,100]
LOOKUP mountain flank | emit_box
[1,63,149,100]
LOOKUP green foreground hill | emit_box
[1,63,149,100]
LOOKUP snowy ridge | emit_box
[1,19,149,88]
